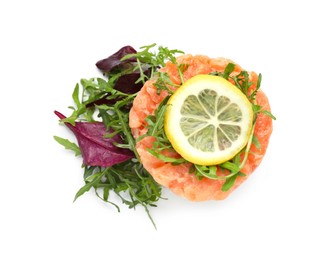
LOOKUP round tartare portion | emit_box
[129,54,273,201]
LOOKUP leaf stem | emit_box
[136,58,146,85]
[115,108,140,162]
[178,67,185,84]
[238,122,256,171]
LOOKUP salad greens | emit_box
[54,44,275,227]
[54,44,185,228]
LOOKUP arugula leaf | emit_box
[195,165,219,180]
[220,161,240,173]
[122,43,184,84]
[252,135,261,150]
[72,83,81,109]
[222,63,236,79]
[147,149,186,164]
[74,171,104,202]
[250,73,262,101]
[222,174,238,192]
[153,72,176,95]
[53,136,81,156]
[261,110,277,120]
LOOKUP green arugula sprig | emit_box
[141,97,187,165]
[53,136,81,156]
[55,44,188,228]
[75,161,162,228]
[122,43,185,83]
[123,44,188,95]
[55,77,162,228]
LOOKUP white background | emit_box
[1,0,328,259]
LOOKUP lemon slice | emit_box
[164,74,253,165]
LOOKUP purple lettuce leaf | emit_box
[87,46,152,108]
[95,45,137,73]
[55,111,134,167]
[114,70,146,94]
[87,67,152,108]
